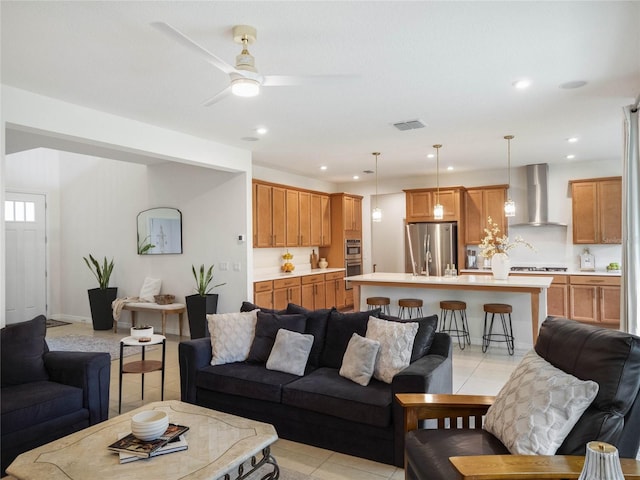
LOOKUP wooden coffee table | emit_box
[6,401,279,480]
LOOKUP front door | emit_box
[5,192,47,323]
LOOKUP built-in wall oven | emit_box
[344,239,362,290]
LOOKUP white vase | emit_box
[318,258,328,269]
[491,253,510,280]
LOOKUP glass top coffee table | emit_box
[6,400,279,480]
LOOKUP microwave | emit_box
[345,239,361,259]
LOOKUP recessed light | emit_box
[560,80,587,89]
[566,154,576,160]
[353,175,360,180]
[512,79,531,90]
[256,127,268,135]
[567,137,579,143]
[427,154,435,159]
[447,166,454,171]
[320,165,327,171]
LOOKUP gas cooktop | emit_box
[510,266,568,272]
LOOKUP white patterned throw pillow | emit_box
[365,316,418,384]
[207,311,258,366]
[484,349,599,455]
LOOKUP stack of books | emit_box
[108,423,189,464]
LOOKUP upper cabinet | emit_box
[343,195,363,234]
[464,185,508,245]
[253,180,331,248]
[570,177,622,244]
[404,187,463,223]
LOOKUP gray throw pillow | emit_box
[339,333,380,386]
[266,329,314,376]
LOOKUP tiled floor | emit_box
[45,322,523,479]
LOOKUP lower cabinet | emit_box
[569,275,620,326]
[254,271,348,311]
[273,277,301,310]
[253,280,274,310]
[301,274,326,310]
[324,271,346,309]
[547,275,569,318]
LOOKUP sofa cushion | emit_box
[286,303,332,367]
[484,349,598,455]
[366,316,418,384]
[240,301,286,315]
[196,362,303,403]
[1,316,49,387]
[207,311,258,366]
[0,380,84,435]
[381,313,438,362]
[247,312,306,363]
[267,329,314,376]
[321,309,381,369]
[339,333,380,386]
[282,367,392,427]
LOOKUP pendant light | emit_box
[504,135,516,217]
[372,152,382,223]
[433,144,444,220]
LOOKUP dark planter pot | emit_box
[186,294,218,339]
[87,287,118,330]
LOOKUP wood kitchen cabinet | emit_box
[569,275,620,326]
[324,271,346,309]
[253,180,331,248]
[404,187,463,223]
[464,186,508,244]
[254,183,286,247]
[343,195,362,234]
[273,277,301,310]
[570,177,622,244]
[253,280,274,309]
[546,275,569,318]
[301,274,326,310]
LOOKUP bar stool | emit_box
[366,297,390,315]
[482,303,514,355]
[398,298,424,319]
[439,300,470,349]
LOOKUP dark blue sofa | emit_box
[1,316,111,474]
[179,304,453,467]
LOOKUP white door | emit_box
[5,192,47,323]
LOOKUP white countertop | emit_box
[254,267,345,282]
[345,272,552,289]
[461,268,621,276]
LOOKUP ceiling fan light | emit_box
[231,77,260,97]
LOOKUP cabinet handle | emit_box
[590,279,605,283]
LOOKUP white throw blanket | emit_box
[111,296,150,321]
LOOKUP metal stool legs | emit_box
[482,311,514,355]
[439,303,470,350]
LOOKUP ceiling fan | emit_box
[152,22,346,106]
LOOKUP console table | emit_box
[117,302,186,336]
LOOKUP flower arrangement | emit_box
[479,216,535,258]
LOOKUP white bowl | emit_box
[131,410,169,441]
[131,325,154,339]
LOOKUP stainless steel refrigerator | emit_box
[405,222,458,276]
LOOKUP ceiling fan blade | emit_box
[202,86,232,107]
[151,22,237,75]
[262,74,359,87]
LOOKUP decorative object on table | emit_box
[318,257,328,269]
[578,441,625,480]
[606,262,621,274]
[118,434,188,463]
[579,248,596,271]
[131,410,169,441]
[186,264,226,340]
[131,325,153,338]
[478,217,534,280]
[310,249,319,269]
[108,421,189,457]
[83,254,117,330]
[281,250,295,272]
[154,294,175,305]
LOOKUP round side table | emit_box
[118,334,166,413]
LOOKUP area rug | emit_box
[46,334,156,361]
[46,319,71,328]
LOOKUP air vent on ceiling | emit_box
[393,119,426,131]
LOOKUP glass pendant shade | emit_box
[433,203,444,220]
[504,198,516,217]
[372,207,382,222]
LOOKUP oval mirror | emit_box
[137,207,183,255]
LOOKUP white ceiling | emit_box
[2,1,639,183]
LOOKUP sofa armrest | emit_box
[43,351,111,424]
[179,338,213,404]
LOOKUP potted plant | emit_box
[83,254,117,330]
[185,264,225,339]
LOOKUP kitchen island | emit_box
[346,272,552,347]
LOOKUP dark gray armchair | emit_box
[1,316,111,474]
[397,317,640,480]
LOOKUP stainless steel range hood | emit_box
[511,163,567,227]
